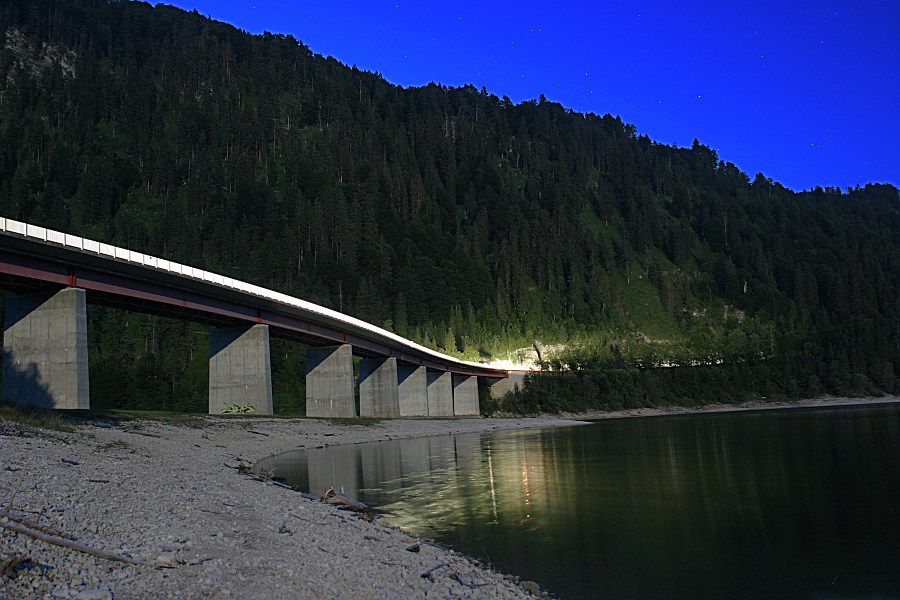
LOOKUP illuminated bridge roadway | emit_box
[0,218,519,417]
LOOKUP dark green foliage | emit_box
[271,339,307,415]
[1,1,898,412]
[496,317,898,415]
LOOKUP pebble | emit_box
[75,590,114,600]
[521,580,541,595]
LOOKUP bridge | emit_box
[0,217,520,417]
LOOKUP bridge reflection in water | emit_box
[258,428,560,539]
[258,408,900,599]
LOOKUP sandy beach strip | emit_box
[1,396,896,599]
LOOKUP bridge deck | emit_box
[0,218,506,379]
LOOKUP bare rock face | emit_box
[4,27,77,82]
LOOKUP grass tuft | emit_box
[95,439,130,451]
[324,417,383,427]
[0,403,77,433]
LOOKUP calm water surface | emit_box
[260,405,900,599]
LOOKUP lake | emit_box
[258,404,900,599]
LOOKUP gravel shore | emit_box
[557,394,900,420]
[2,396,896,599]
[1,415,582,599]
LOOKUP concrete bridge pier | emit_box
[425,370,454,417]
[2,287,90,409]
[489,370,527,399]
[359,357,401,418]
[208,324,273,415]
[306,344,356,417]
[398,365,428,416]
[452,375,480,416]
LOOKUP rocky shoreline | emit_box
[558,394,900,420]
[0,415,582,599]
[2,396,896,599]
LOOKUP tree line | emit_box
[0,0,897,413]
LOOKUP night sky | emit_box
[158,1,898,192]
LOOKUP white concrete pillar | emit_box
[452,374,480,416]
[2,288,89,409]
[398,364,427,416]
[359,357,400,418]
[209,324,273,415]
[489,371,528,399]
[426,369,454,417]
[306,344,356,417]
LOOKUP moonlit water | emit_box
[259,405,900,599]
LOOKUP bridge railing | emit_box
[1,217,502,375]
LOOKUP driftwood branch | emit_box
[450,570,478,589]
[290,513,330,526]
[0,518,159,568]
[421,563,446,581]
[320,487,372,514]
[0,510,72,539]
[6,465,26,512]
[123,429,163,438]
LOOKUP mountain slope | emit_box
[1,0,898,411]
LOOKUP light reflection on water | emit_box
[259,405,900,599]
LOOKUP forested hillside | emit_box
[1,0,898,413]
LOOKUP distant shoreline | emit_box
[560,394,900,421]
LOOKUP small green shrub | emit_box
[221,403,256,414]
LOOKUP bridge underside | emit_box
[0,284,503,417]
[1,230,507,416]
[0,250,503,374]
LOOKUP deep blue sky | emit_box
[159,1,898,192]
